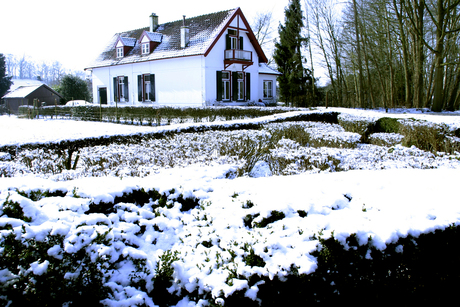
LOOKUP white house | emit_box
[84,8,280,107]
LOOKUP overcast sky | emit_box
[0,0,290,72]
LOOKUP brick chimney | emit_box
[150,13,158,32]
[181,15,190,48]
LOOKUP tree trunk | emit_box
[431,0,446,112]
[353,0,365,108]
[394,0,413,108]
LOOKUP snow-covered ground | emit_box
[1,108,460,306]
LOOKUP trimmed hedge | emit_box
[18,105,290,124]
[1,187,458,306]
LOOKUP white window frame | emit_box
[118,76,125,102]
[221,71,231,101]
[222,71,232,101]
[142,43,150,54]
[117,47,124,58]
[263,80,273,99]
[237,72,244,101]
[144,74,152,101]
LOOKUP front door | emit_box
[99,87,107,105]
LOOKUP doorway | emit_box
[98,87,107,104]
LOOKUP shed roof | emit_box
[259,63,281,75]
[2,84,62,99]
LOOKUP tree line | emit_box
[3,54,85,87]
[272,0,460,111]
[1,53,91,105]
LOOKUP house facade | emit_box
[85,8,280,107]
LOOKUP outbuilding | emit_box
[1,84,63,113]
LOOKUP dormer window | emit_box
[142,43,150,55]
[117,47,124,58]
[139,30,162,55]
[115,35,136,58]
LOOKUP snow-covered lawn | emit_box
[1,108,460,306]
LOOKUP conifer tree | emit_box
[0,53,13,98]
[274,0,312,107]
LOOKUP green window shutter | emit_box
[216,71,222,101]
[232,71,238,101]
[246,72,250,100]
[113,77,118,102]
[150,74,155,102]
[124,76,129,101]
[226,34,231,50]
[239,37,243,50]
[138,75,142,102]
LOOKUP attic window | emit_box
[228,29,237,36]
[142,43,150,54]
[117,47,123,58]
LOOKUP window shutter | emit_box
[239,37,243,50]
[226,34,231,50]
[216,71,222,101]
[246,73,250,100]
[232,71,238,101]
[138,75,142,102]
[124,76,129,101]
[150,74,155,102]
[113,77,118,102]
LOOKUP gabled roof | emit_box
[8,79,44,92]
[2,84,62,99]
[86,8,268,69]
[140,31,163,43]
[117,36,137,47]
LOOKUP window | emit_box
[138,74,155,102]
[113,76,129,102]
[226,29,242,50]
[221,71,230,101]
[118,77,125,101]
[217,71,250,102]
[263,81,273,99]
[237,72,244,101]
[142,43,149,54]
[117,47,123,58]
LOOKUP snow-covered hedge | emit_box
[18,105,293,124]
[1,168,459,306]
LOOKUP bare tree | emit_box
[251,11,275,64]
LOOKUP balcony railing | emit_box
[224,49,253,62]
[224,49,253,70]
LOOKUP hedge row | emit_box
[1,187,458,306]
[18,105,290,125]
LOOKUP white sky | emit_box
[0,0,290,72]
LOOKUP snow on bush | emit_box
[1,109,460,306]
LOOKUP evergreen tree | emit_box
[0,53,13,98]
[56,74,90,104]
[273,0,312,107]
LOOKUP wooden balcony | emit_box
[224,49,253,70]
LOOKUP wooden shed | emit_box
[1,84,63,113]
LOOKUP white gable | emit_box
[116,40,124,48]
[141,35,150,43]
[229,15,247,30]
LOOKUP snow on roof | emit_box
[86,8,237,69]
[1,84,62,99]
[119,36,137,47]
[2,85,42,99]
[259,63,281,75]
[144,31,163,43]
[8,79,44,92]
